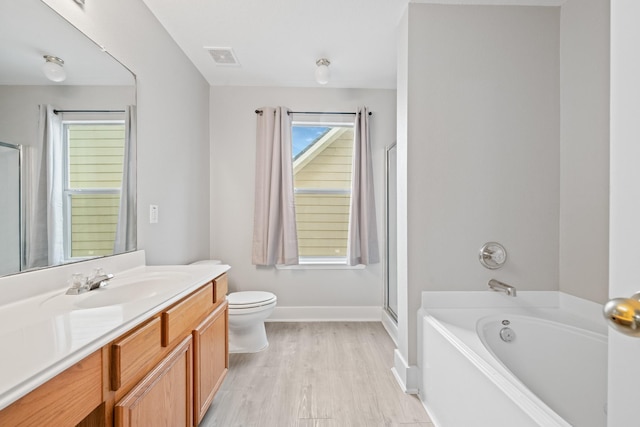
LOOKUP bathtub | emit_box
[419,291,607,427]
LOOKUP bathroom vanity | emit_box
[0,251,230,426]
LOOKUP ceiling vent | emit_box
[206,47,240,66]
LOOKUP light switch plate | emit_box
[150,205,159,224]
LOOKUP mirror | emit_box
[0,0,136,276]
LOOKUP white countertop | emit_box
[0,251,230,410]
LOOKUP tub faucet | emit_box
[488,279,517,297]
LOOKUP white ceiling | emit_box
[140,0,565,90]
[0,0,134,86]
[1,0,564,89]
[141,0,407,89]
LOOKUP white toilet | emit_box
[227,291,277,353]
[189,260,276,353]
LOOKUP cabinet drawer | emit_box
[111,317,162,391]
[162,283,214,347]
[0,350,102,427]
[213,274,228,303]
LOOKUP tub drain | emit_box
[500,327,515,342]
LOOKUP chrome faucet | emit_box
[87,272,114,291]
[488,279,517,297]
[66,269,114,295]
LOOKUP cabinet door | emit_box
[115,336,193,427]
[193,300,229,424]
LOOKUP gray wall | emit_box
[210,86,396,310]
[0,85,133,147]
[42,0,211,265]
[399,4,561,365]
[559,0,610,304]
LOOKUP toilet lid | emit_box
[227,291,276,308]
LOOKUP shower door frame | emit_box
[0,141,23,274]
[384,142,398,322]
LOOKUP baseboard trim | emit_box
[267,306,383,322]
[391,349,420,394]
[420,400,443,427]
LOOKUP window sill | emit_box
[276,256,365,270]
[276,263,365,270]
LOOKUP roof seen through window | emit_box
[292,126,330,158]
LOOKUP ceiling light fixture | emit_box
[315,58,330,85]
[42,55,66,82]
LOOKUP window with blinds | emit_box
[292,123,354,263]
[64,122,125,259]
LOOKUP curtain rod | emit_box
[53,109,125,114]
[254,109,372,116]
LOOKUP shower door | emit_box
[385,143,398,321]
[0,142,22,275]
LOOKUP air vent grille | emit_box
[206,47,240,66]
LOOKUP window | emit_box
[63,121,125,259]
[292,121,354,264]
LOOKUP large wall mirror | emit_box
[0,0,136,277]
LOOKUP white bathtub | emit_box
[419,292,607,427]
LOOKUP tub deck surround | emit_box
[419,291,606,427]
[0,250,231,411]
[421,291,606,336]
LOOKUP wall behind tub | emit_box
[400,4,560,365]
[42,0,211,265]
[559,0,609,304]
[210,86,395,311]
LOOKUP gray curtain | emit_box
[25,105,63,268]
[114,105,137,253]
[347,106,379,265]
[252,106,299,266]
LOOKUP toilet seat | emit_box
[228,291,277,309]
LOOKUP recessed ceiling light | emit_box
[205,47,240,66]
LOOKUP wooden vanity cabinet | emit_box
[0,273,229,427]
[113,273,229,427]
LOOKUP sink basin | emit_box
[41,271,193,310]
[74,278,172,308]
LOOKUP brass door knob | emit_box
[603,293,640,337]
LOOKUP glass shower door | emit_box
[0,142,21,275]
[385,143,398,321]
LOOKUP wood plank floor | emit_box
[200,322,433,427]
